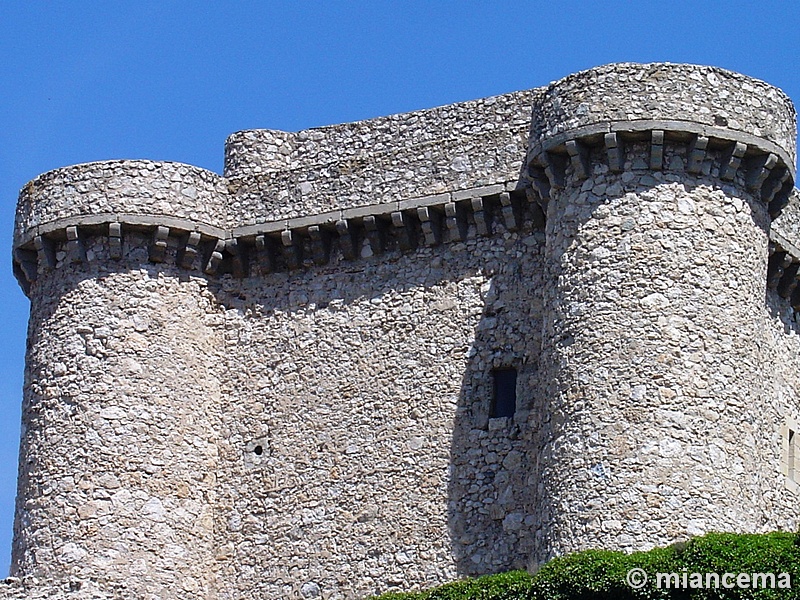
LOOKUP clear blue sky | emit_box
[1,0,799,576]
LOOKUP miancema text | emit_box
[657,571,790,590]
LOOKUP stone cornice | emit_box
[528,119,795,180]
[12,182,540,295]
[527,126,795,219]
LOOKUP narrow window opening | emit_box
[254,445,264,456]
[789,429,796,483]
[491,367,517,419]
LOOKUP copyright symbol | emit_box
[626,568,648,589]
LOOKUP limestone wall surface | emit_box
[212,226,546,598]
[13,246,224,598]
[6,62,800,599]
[536,143,800,560]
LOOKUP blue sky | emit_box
[1,0,799,575]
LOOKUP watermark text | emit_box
[626,568,791,590]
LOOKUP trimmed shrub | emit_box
[529,532,800,600]
[369,570,532,600]
[370,532,800,599]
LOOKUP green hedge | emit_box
[369,532,800,599]
[368,570,532,599]
[530,532,800,600]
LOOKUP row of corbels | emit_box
[206,192,531,276]
[768,242,800,311]
[528,131,794,217]
[13,190,537,287]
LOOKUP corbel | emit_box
[762,167,790,204]
[149,226,169,263]
[499,191,522,231]
[391,211,416,251]
[66,226,86,263]
[719,141,747,181]
[687,135,709,174]
[565,139,590,180]
[768,251,792,289]
[34,235,56,270]
[281,229,302,270]
[471,197,492,237]
[363,216,386,255]
[444,201,468,242]
[180,231,202,270]
[226,238,248,278]
[108,223,122,260]
[417,206,442,246]
[649,130,664,171]
[308,225,331,266]
[769,179,794,218]
[542,151,568,189]
[528,164,551,211]
[604,132,624,173]
[13,248,38,285]
[254,234,276,274]
[335,220,358,260]
[745,153,778,192]
[204,239,225,275]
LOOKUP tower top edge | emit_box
[530,62,797,167]
[225,88,541,141]
[546,62,795,102]
[21,159,224,190]
[12,62,800,268]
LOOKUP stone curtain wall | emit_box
[6,63,800,599]
[212,229,546,598]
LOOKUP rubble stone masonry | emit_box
[6,63,800,599]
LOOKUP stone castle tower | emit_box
[6,63,800,599]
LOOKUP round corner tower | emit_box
[11,160,230,597]
[527,63,798,562]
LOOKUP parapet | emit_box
[15,160,228,245]
[11,63,800,298]
[527,63,796,217]
[530,63,796,165]
[223,89,535,225]
[12,160,228,293]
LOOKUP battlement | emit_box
[8,63,800,600]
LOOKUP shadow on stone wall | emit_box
[446,253,547,576]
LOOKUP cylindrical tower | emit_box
[527,63,797,562]
[11,161,228,597]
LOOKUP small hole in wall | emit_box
[254,445,263,456]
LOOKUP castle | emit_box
[5,62,800,599]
